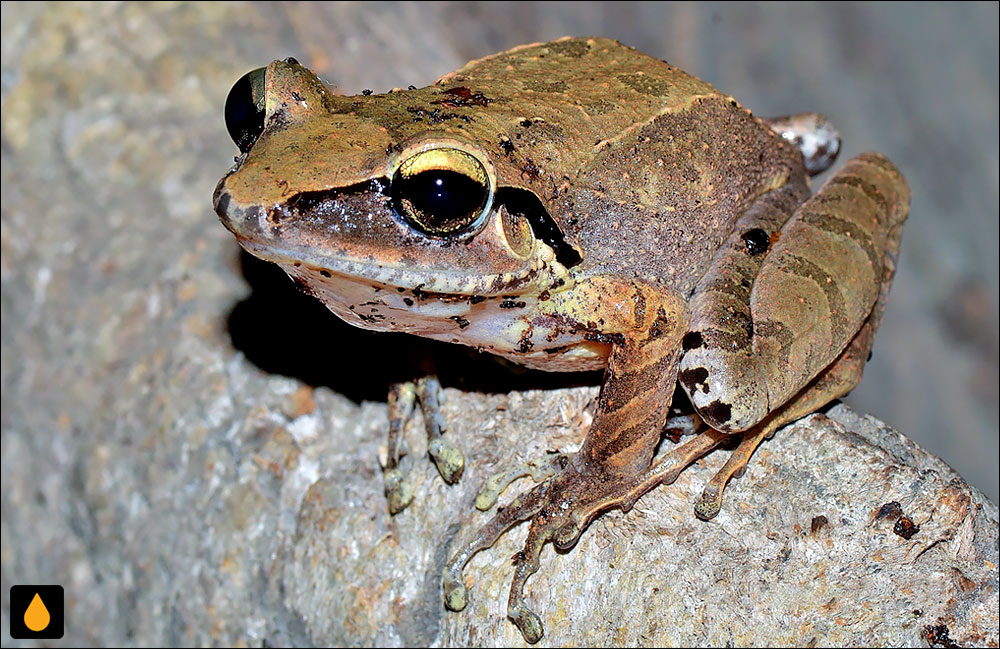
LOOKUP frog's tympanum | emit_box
[215,37,908,642]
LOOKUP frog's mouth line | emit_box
[237,238,560,298]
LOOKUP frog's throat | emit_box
[238,239,571,298]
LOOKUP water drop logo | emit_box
[24,593,51,631]
[9,585,64,639]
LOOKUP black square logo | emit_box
[9,585,64,639]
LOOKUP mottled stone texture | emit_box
[2,3,997,647]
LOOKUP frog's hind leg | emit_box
[694,186,906,518]
[383,374,464,514]
[680,152,909,518]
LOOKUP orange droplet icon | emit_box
[24,592,51,632]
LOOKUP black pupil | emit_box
[225,69,265,153]
[392,168,487,235]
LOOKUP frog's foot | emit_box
[693,426,772,520]
[473,452,570,511]
[383,375,464,514]
[443,429,727,643]
[762,112,841,176]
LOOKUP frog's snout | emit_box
[212,178,230,220]
[212,177,257,239]
[212,177,240,235]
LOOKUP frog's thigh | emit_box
[681,152,909,432]
[672,181,807,427]
[758,225,904,437]
[694,270,903,520]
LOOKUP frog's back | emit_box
[444,36,723,163]
[327,37,804,293]
[341,37,725,177]
[447,37,805,294]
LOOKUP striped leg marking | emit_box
[680,152,910,434]
[444,277,690,644]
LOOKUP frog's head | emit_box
[214,59,576,299]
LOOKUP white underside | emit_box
[283,263,610,372]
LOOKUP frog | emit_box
[214,37,909,643]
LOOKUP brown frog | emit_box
[214,37,908,643]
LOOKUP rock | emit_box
[6,358,999,646]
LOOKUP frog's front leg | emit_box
[383,373,463,514]
[443,276,691,643]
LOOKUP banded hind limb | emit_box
[676,151,909,519]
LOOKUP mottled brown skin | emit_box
[217,37,799,299]
[214,37,910,643]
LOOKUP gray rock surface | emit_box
[2,3,997,646]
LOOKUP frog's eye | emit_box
[391,148,492,237]
[225,67,267,154]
